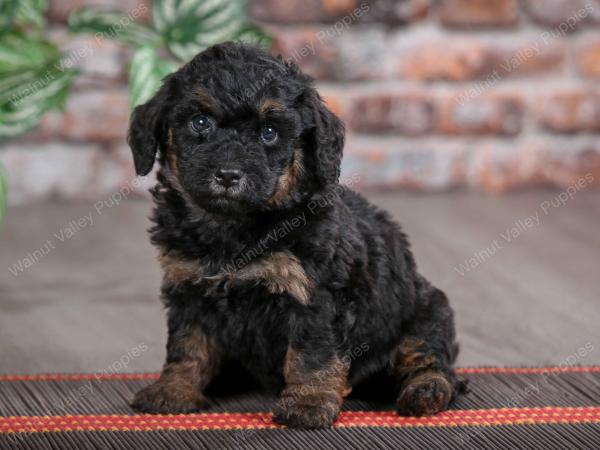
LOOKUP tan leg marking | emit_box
[273,346,351,428]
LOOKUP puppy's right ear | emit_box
[127,78,172,176]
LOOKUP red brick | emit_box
[437,94,524,136]
[278,28,566,82]
[25,82,128,144]
[524,0,595,29]
[439,0,519,27]
[52,33,130,82]
[399,35,565,81]
[0,142,104,204]
[468,137,600,192]
[466,141,520,192]
[346,92,435,135]
[333,30,393,80]
[576,37,600,79]
[48,0,151,23]
[24,111,65,142]
[318,90,346,119]
[495,39,566,76]
[400,37,494,81]
[534,138,600,188]
[0,141,158,204]
[364,0,430,25]
[250,0,361,23]
[61,89,130,142]
[537,90,600,133]
[251,0,429,25]
[270,26,390,80]
[270,26,338,79]
[342,138,467,191]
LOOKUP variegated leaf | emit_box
[153,0,269,61]
[235,23,272,48]
[0,31,59,75]
[0,0,19,35]
[69,7,161,47]
[15,0,48,28]
[0,65,76,137]
[128,45,178,109]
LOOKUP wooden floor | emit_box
[0,191,599,374]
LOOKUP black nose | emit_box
[215,169,242,188]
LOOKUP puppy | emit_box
[129,42,465,429]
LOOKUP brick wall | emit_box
[2,0,600,204]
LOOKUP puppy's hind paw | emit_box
[396,371,452,417]
[132,380,207,414]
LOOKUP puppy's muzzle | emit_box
[215,169,244,189]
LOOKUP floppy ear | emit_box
[303,89,345,187]
[127,80,172,176]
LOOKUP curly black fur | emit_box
[128,42,465,429]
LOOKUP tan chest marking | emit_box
[231,250,313,305]
[159,253,206,286]
[159,250,312,305]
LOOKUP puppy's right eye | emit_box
[190,115,213,133]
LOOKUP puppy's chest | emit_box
[159,250,313,306]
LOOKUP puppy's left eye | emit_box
[261,126,278,144]
[190,115,213,133]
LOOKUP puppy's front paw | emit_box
[396,371,452,417]
[132,380,207,414]
[272,393,340,429]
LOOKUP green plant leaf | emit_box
[153,0,268,61]
[234,23,272,49]
[0,0,19,35]
[68,7,161,47]
[0,68,49,105]
[0,31,60,75]
[15,0,48,28]
[0,2,77,139]
[0,32,69,107]
[0,65,77,137]
[128,46,177,109]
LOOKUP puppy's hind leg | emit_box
[391,284,467,416]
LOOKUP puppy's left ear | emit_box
[302,89,345,187]
[127,78,172,176]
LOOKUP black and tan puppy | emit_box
[129,42,465,429]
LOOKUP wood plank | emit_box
[0,192,598,373]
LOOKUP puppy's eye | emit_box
[261,125,278,144]
[190,115,213,133]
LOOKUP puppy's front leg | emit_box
[132,320,222,414]
[273,345,351,429]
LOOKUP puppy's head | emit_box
[128,42,344,215]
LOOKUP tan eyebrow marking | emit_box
[194,87,220,114]
[259,99,286,116]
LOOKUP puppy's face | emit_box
[168,85,303,214]
[128,43,345,215]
